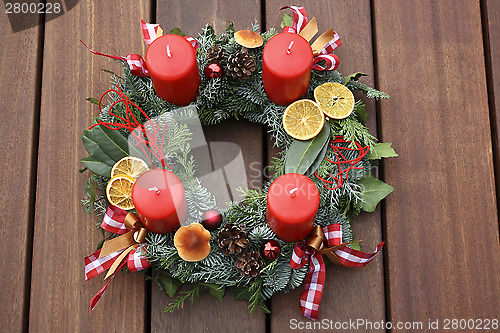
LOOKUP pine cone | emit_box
[217,223,250,255]
[225,51,256,81]
[235,250,264,278]
[207,46,226,65]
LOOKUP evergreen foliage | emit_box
[82,22,392,315]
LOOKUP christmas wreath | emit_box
[81,6,396,321]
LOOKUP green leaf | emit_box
[285,122,331,174]
[304,135,330,177]
[203,283,225,302]
[169,27,185,37]
[232,286,253,302]
[85,179,96,213]
[349,242,361,251]
[358,175,394,212]
[86,97,99,105]
[367,143,398,160]
[343,72,368,85]
[92,125,129,162]
[81,130,116,166]
[355,103,367,125]
[156,273,183,297]
[79,167,88,173]
[281,13,293,29]
[81,156,112,178]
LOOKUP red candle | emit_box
[266,173,319,242]
[132,169,188,234]
[145,34,200,106]
[262,33,313,105]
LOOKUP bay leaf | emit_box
[367,142,398,160]
[156,273,183,297]
[81,129,115,166]
[93,125,129,162]
[285,122,331,174]
[81,156,112,178]
[358,175,394,212]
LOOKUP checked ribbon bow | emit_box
[281,5,342,71]
[84,205,151,312]
[290,224,384,321]
[81,19,199,78]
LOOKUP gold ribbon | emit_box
[99,212,148,279]
[305,226,361,266]
[298,17,338,56]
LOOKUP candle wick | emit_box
[286,41,295,55]
[149,187,160,194]
[289,187,299,197]
[166,45,172,58]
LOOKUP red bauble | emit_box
[261,240,281,260]
[204,62,223,79]
[201,209,223,231]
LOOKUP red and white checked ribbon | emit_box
[85,205,151,312]
[281,6,308,34]
[80,41,149,77]
[141,19,199,50]
[141,19,162,46]
[101,205,128,235]
[184,36,200,50]
[290,223,384,320]
[281,6,341,71]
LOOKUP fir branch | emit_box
[248,279,270,315]
[165,284,202,312]
[347,81,389,100]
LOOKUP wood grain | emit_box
[29,1,151,332]
[374,0,500,326]
[152,1,265,332]
[266,2,386,331]
[483,0,500,211]
[0,9,42,333]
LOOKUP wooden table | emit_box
[1,0,499,332]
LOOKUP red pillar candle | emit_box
[266,173,319,242]
[262,32,313,106]
[145,34,200,106]
[132,169,188,234]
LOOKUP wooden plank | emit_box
[374,0,500,326]
[483,0,500,208]
[29,1,151,331]
[152,1,266,332]
[0,10,42,333]
[266,1,386,329]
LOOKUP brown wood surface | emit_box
[266,2,386,331]
[152,1,266,332]
[0,9,42,333]
[374,0,500,329]
[29,1,151,332]
[2,0,500,332]
[483,0,500,208]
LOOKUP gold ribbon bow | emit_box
[297,17,338,56]
[99,212,148,279]
[305,225,361,266]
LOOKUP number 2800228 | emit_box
[5,2,61,14]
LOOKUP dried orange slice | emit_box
[106,174,136,210]
[111,156,149,179]
[283,99,325,140]
[314,82,355,119]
